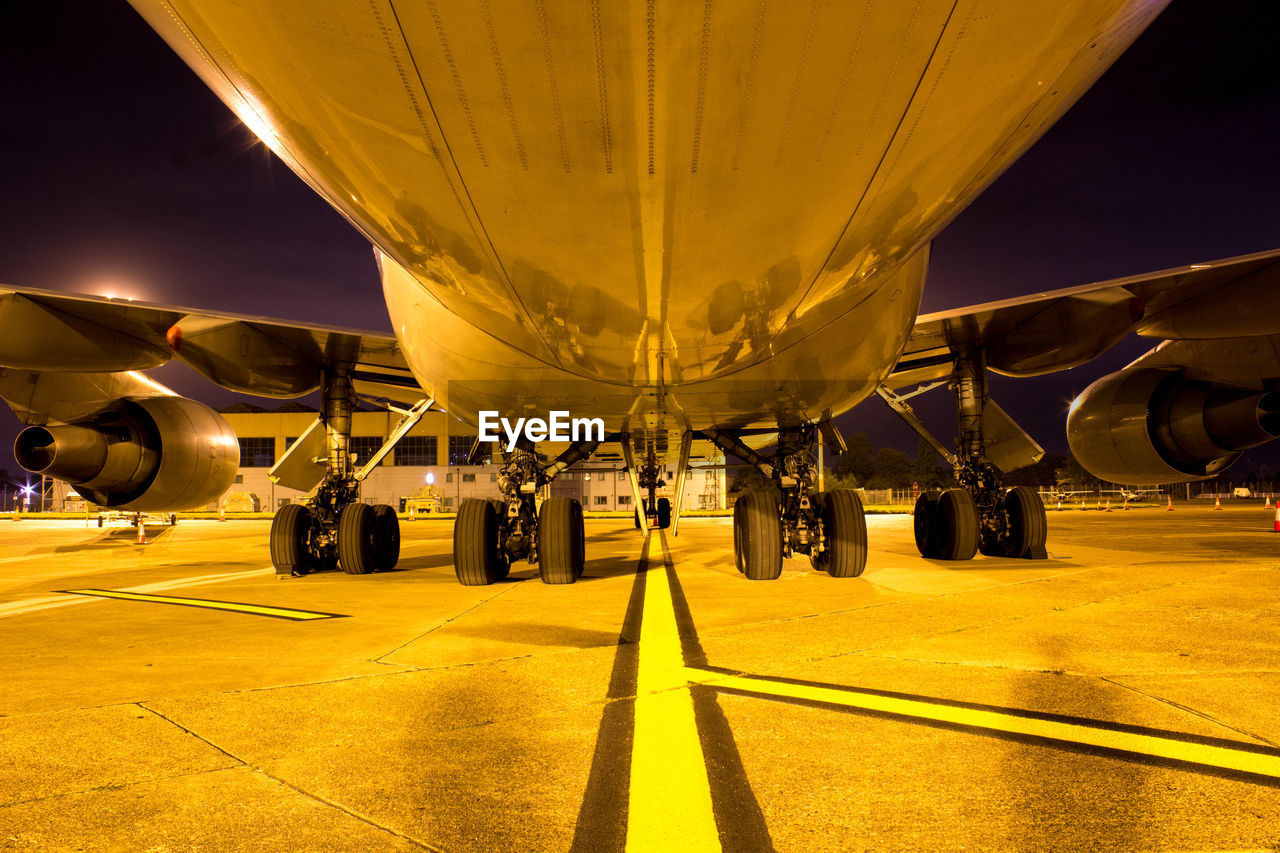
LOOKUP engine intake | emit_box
[1067,368,1280,485]
[14,397,239,510]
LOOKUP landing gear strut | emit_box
[453,437,599,586]
[706,423,867,580]
[268,364,402,576]
[896,350,1047,561]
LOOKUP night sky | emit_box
[1,1,1278,481]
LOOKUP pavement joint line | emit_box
[59,589,347,621]
[137,704,442,851]
[685,668,1280,786]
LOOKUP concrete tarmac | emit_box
[1,505,1278,851]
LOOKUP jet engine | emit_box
[1067,368,1280,485]
[14,397,239,510]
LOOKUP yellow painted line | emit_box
[627,536,721,852]
[692,670,1280,782]
[61,589,345,621]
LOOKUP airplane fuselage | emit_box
[129,0,1169,443]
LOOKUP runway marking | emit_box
[0,568,273,619]
[60,589,346,621]
[688,668,1280,785]
[626,535,721,851]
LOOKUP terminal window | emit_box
[349,436,382,467]
[238,437,275,467]
[618,495,631,506]
[448,435,475,465]
[462,473,476,483]
[395,435,437,466]
[594,496,608,506]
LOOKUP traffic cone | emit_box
[1123,498,1129,510]
[1081,498,1086,510]
[1214,495,1222,510]
[1105,498,1112,512]
[1273,506,1279,533]
[218,503,226,522]
[1057,499,1062,511]
[409,503,417,521]
[1266,496,1271,509]
[134,520,146,546]
[1096,498,1102,511]
[1166,495,1174,511]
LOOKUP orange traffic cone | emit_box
[1166,495,1174,511]
[1105,498,1112,512]
[1057,499,1062,511]
[409,503,417,521]
[1273,506,1279,533]
[1123,498,1129,510]
[1266,495,1271,509]
[134,520,146,546]
[219,503,226,522]
[1214,495,1222,510]
[1096,498,1102,511]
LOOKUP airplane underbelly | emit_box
[130,0,1166,388]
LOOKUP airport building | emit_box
[217,403,727,513]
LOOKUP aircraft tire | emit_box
[337,503,377,574]
[822,489,868,578]
[270,503,314,575]
[735,491,783,580]
[913,490,943,558]
[935,488,979,561]
[539,497,584,584]
[372,504,400,570]
[454,498,503,585]
[656,497,671,529]
[997,486,1047,558]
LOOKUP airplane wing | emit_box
[0,284,423,424]
[886,247,1280,390]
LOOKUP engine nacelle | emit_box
[14,397,239,510]
[1067,368,1280,485]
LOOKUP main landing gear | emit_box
[708,423,868,581]
[895,350,1048,562]
[453,437,599,586]
[630,462,672,530]
[268,365,402,576]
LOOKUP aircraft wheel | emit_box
[656,497,671,529]
[270,503,314,576]
[337,503,377,574]
[735,491,782,580]
[372,504,400,570]
[913,490,942,558]
[996,486,1047,558]
[821,489,868,578]
[454,499,504,585]
[935,488,979,561]
[488,499,511,579]
[539,497,584,584]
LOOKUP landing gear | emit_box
[708,423,868,580]
[889,350,1048,561]
[450,437,601,586]
[267,364,404,576]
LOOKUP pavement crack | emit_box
[373,579,528,665]
[0,766,231,809]
[1096,675,1280,748]
[137,703,443,850]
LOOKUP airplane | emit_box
[4,1,1279,586]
